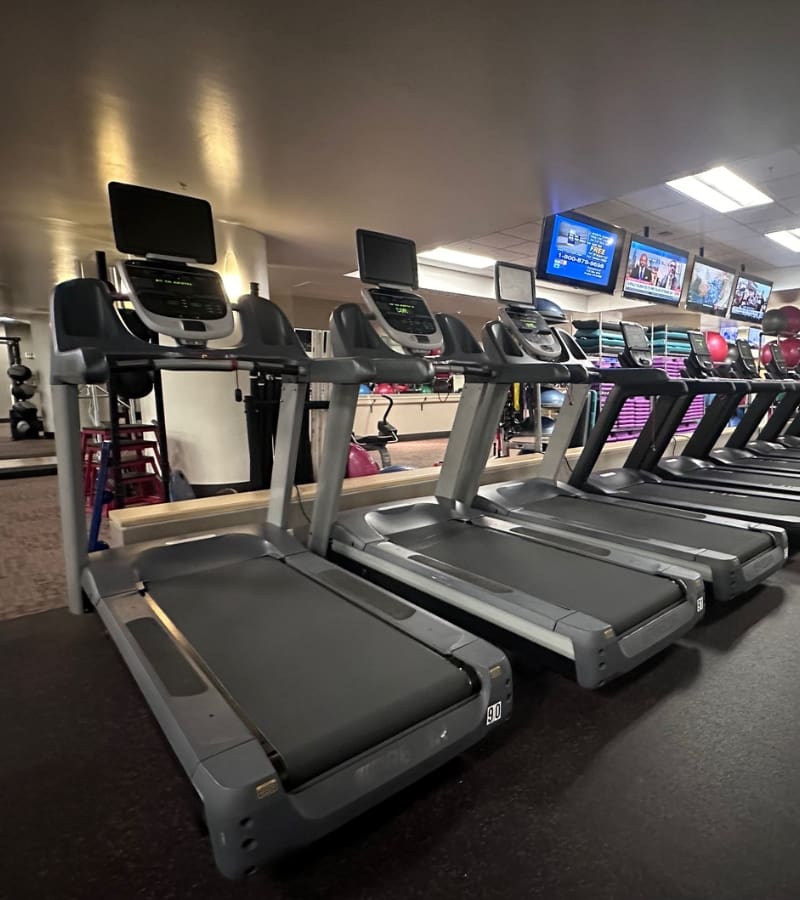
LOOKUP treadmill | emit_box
[473,265,785,601]
[311,230,706,691]
[643,331,800,493]
[52,185,511,879]
[710,338,800,463]
[572,323,800,536]
[755,339,800,449]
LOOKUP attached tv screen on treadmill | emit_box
[621,323,650,351]
[727,274,773,323]
[536,211,625,294]
[356,229,418,288]
[108,182,217,263]
[495,261,535,304]
[685,258,737,315]
[688,331,709,356]
[623,237,689,306]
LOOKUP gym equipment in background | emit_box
[762,305,800,337]
[7,363,43,440]
[53,183,510,879]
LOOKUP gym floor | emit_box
[3,471,800,899]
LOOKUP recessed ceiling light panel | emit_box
[667,166,772,212]
[417,247,496,269]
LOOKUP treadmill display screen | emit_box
[622,323,650,351]
[737,339,757,370]
[124,263,229,320]
[372,291,437,334]
[495,262,535,304]
[357,229,419,288]
[109,182,217,263]
[689,331,710,357]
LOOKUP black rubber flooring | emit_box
[3,560,800,899]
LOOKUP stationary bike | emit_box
[347,393,412,476]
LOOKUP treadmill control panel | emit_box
[734,338,759,378]
[620,322,652,368]
[766,341,788,378]
[499,304,562,361]
[686,330,715,376]
[363,287,444,353]
[119,260,234,343]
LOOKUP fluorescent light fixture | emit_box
[766,228,800,252]
[344,270,360,278]
[417,247,496,268]
[667,166,772,212]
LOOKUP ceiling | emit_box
[4,1,800,315]
[452,147,800,281]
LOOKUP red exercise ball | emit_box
[704,331,729,363]
[780,337,800,368]
[760,343,775,366]
[782,306,800,335]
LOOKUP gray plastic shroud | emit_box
[82,526,511,880]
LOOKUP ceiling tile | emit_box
[613,212,669,234]
[704,224,759,243]
[576,199,637,222]
[732,148,800,185]
[472,231,528,249]
[443,240,500,257]
[498,222,541,241]
[655,204,716,225]
[776,196,800,215]
[505,240,538,255]
[728,202,794,224]
[619,185,681,211]
[761,173,800,200]
[493,250,525,262]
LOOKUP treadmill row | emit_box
[52,190,794,879]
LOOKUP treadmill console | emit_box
[734,338,759,378]
[619,322,652,368]
[685,330,715,377]
[766,341,789,379]
[118,260,234,344]
[362,287,444,351]
[499,305,562,361]
[357,229,443,352]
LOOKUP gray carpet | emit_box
[0,433,56,459]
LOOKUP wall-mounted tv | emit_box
[727,273,773,323]
[536,211,625,294]
[623,236,689,306]
[685,257,737,316]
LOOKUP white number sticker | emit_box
[486,701,502,725]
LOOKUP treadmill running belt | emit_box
[147,557,474,787]
[528,496,771,563]
[622,483,797,518]
[391,522,682,635]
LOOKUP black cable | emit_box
[294,481,311,524]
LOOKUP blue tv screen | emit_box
[728,274,773,323]
[536,212,626,294]
[623,237,689,306]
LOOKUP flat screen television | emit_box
[622,236,689,306]
[536,211,625,294]
[684,257,736,315]
[727,273,773,323]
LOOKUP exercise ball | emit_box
[373,383,394,394]
[541,387,566,408]
[358,383,372,394]
[783,306,800,335]
[116,370,154,400]
[780,337,800,368]
[704,331,728,363]
[760,343,776,366]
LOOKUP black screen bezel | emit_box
[535,211,626,295]
[621,322,650,352]
[727,273,774,323]
[622,234,690,306]
[356,229,419,289]
[495,260,536,304]
[684,256,737,315]
[688,330,711,357]
[770,341,786,369]
[108,182,217,263]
